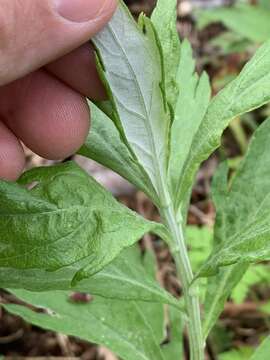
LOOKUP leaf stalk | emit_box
[160,201,204,360]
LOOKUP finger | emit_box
[46,43,106,100]
[0,70,90,160]
[0,0,117,86]
[0,121,25,181]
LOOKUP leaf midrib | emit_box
[105,19,167,197]
[134,302,166,360]
[99,267,176,304]
[0,204,126,218]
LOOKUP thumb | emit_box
[0,0,117,86]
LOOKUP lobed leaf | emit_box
[0,246,180,309]
[168,40,211,206]
[198,117,270,277]
[151,0,181,109]
[0,162,165,282]
[176,40,270,211]
[202,128,270,336]
[3,290,166,360]
[2,253,182,360]
[79,102,159,204]
[203,265,248,339]
[93,2,171,203]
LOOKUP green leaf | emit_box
[176,40,270,211]
[197,4,270,43]
[162,307,184,359]
[210,32,252,55]
[232,264,270,304]
[202,163,246,338]
[77,246,179,308]
[260,302,270,314]
[203,163,268,336]
[93,2,171,204]
[0,162,164,282]
[186,226,213,272]
[203,265,248,339]
[250,337,270,360]
[151,0,181,108]
[169,40,211,204]
[198,117,270,277]
[219,347,253,360]
[3,253,182,360]
[0,245,180,309]
[3,290,166,360]
[259,0,270,10]
[79,102,159,204]
[185,226,214,303]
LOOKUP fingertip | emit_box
[0,0,118,86]
[46,43,107,101]
[0,122,25,181]
[38,96,91,160]
[0,70,91,161]
[56,0,118,26]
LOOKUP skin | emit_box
[0,0,117,181]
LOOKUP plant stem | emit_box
[160,203,204,360]
[229,116,248,154]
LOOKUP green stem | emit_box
[160,203,204,360]
[229,117,248,154]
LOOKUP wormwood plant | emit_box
[2,1,270,359]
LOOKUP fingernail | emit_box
[56,0,112,23]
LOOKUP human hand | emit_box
[0,0,117,181]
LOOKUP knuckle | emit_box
[0,0,53,53]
